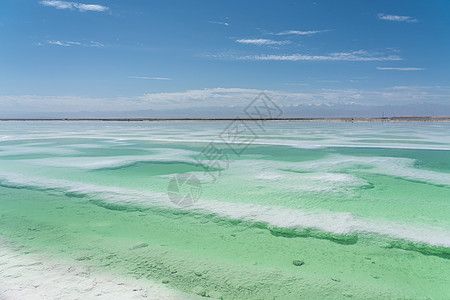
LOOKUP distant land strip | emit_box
[1,117,450,122]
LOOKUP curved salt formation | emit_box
[0,171,449,251]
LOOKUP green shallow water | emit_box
[1,121,450,299]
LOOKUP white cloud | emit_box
[139,88,263,108]
[235,39,290,46]
[137,87,447,108]
[47,40,83,46]
[129,76,171,80]
[274,30,329,36]
[46,40,104,47]
[39,0,72,9]
[386,86,432,90]
[74,3,108,12]
[88,41,104,47]
[378,13,417,23]
[48,40,71,46]
[39,1,109,12]
[209,21,229,26]
[377,67,424,71]
[238,50,402,62]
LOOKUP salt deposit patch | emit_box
[0,172,449,248]
[0,243,195,300]
[290,154,450,186]
[23,148,198,170]
[0,145,79,157]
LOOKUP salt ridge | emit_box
[0,172,449,248]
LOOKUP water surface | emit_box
[0,121,449,299]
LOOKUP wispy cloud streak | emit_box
[238,50,402,62]
[48,40,80,46]
[39,1,109,12]
[236,39,290,46]
[129,76,171,80]
[378,13,417,23]
[377,67,424,71]
[273,30,330,36]
[209,21,229,26]
[46,40,104,47]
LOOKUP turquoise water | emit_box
[0,121,449,299]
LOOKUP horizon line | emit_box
[1,116,450,122]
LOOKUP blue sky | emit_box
[1,0,450,116]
